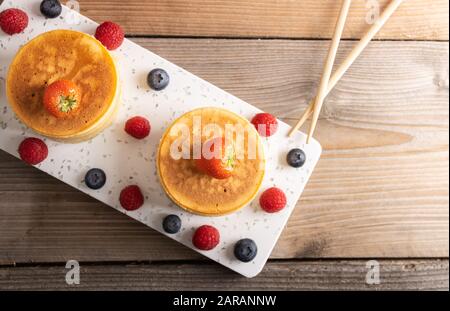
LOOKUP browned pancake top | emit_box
[158,108,265,216]
[6,30,117,137]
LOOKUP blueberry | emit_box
[162,214,181,234]
[84,168,106,190]
[147,68,170,91]
[234,239,257,262]
[286,148,306,168]
[40,0,62,19]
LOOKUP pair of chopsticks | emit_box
[288,0,404,142]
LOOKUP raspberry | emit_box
[95,21,124,50]
[18,137,48,165]
[259,187,287,213]
[192,225,220,251]
[251,113,278,137]
[0,8,28,35]
[119,185,144,211]
[125,116,151,139]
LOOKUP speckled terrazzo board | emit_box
[0,0,321,277]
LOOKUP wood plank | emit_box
[0,39,448,263]
[0,260,447,290]
[78,0,449,40]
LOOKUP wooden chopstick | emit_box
[307,0,352,143]
[288,0,404,138]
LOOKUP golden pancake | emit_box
[6,30,119,142]
[157,107,265,216]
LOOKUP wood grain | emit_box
[77,0,449,40]
[0,260,447,290]
[0,39,448,264]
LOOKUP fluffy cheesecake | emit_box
[157,107,266,216]
[6,29,119,142]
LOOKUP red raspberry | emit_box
[192,225,220,251]
[95,21,124,50]
[0,8,28,35]
[18,137,48,165]
[120,185,144,211]
[251,113,278,137]
[125,116,151,139]
[259,187,287,213]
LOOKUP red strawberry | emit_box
[0,8,28,35]
[18,137,48,165]
[195,137,235,179]
[119,185,144,211]
[251,113,278,137]
[259,187,287,213]
[95,21,124,51]
[192,225,220,251]
[43,80,81,118]
[125,116,151,139]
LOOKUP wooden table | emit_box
[0,0,448,290]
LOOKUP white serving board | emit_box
[0,0,321,278]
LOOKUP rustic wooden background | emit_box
[0,0,448,290]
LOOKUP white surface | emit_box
[0,0,322,277]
